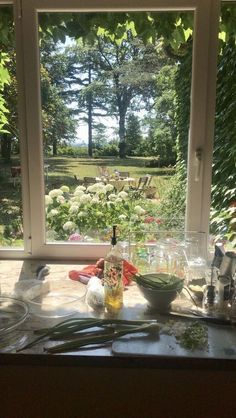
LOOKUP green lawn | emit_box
[44,156,174,196]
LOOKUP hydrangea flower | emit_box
[118,191,128,199]
[91,197,100,204]
[69,204,79,214]
[75,185,86,192]
[118,214,126,220]
[87,184,96,193]
[63,221,76,231]
[134,205,146,215]
[91,183,107,195]
[79,194,92,204]
[108,193,117,201]
[130,214,139,222]
[74,190,85,198]
[56,195,65,204]
[60,185,70,193]
[48,209,59,217]
[49,189,63,198]
[45,195,53,206]
[105,184,114,192]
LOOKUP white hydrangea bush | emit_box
[45,183,159,241]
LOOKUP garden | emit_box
[0,155,182,246]
[0,6,235,249]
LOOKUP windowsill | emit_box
[1,259,236,371]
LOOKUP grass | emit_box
[44,156,174,194]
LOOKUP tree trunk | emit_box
[87,63,93,158]
[1,134,11,161]
[118,112,126,158]
[52,138,57,156]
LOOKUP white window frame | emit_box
[0,0,224,260]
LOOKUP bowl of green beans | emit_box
[133,273,184,311]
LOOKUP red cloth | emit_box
[69,259,137,286]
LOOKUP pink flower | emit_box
[144,216,155,224]
[68,233,82,241]
[144,216,162,225]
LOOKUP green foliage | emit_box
[0,52,10,131]
[93,143,119,157]
[39,11,194,53]
[0,6,18,142]
[57,146,88,157]
[210,36,236,246]
[125,113,143,156]
[40,47,78,154]
[157,160,187,230]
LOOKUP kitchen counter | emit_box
[1,259,236,368]
[1,259,236,418]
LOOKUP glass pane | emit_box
[0,5,23,248]
[210,1,236,251]
[38,11,193,244]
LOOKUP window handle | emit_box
[195,148,202,182]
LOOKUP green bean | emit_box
[17,318,158,352]
[45,323,159,354]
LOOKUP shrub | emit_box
[57,146,88,157]
[45,184,166,242]
[93,143,119,157]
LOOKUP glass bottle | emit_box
[104,226,123,313]
[202,285,216,314]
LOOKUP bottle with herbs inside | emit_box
[104,226,123,314]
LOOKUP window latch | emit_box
[195,148,202,182]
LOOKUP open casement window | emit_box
[0,0,221,260]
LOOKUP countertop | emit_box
[1,259,236,370]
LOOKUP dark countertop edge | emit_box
[1,352,236,370]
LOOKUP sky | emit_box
[75,116,118,144]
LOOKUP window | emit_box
[0,0,224,260]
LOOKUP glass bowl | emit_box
[23,279,87,318]
[0,296,29,335]
[0,296,29,352]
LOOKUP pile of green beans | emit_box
[18,318,159,354]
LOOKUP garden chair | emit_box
[132,175,157,198]
[118,171,130,178]
[98,166,110,178]
[74,175,84,185]
[137,175,150,190]
[84,176,97,187]
[139,175,158,199]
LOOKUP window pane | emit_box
[38,11,193,244]
[0,5,23,249]
[210,1,236,250]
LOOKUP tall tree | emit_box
[95,31,162,157]
[40,42,78,155]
